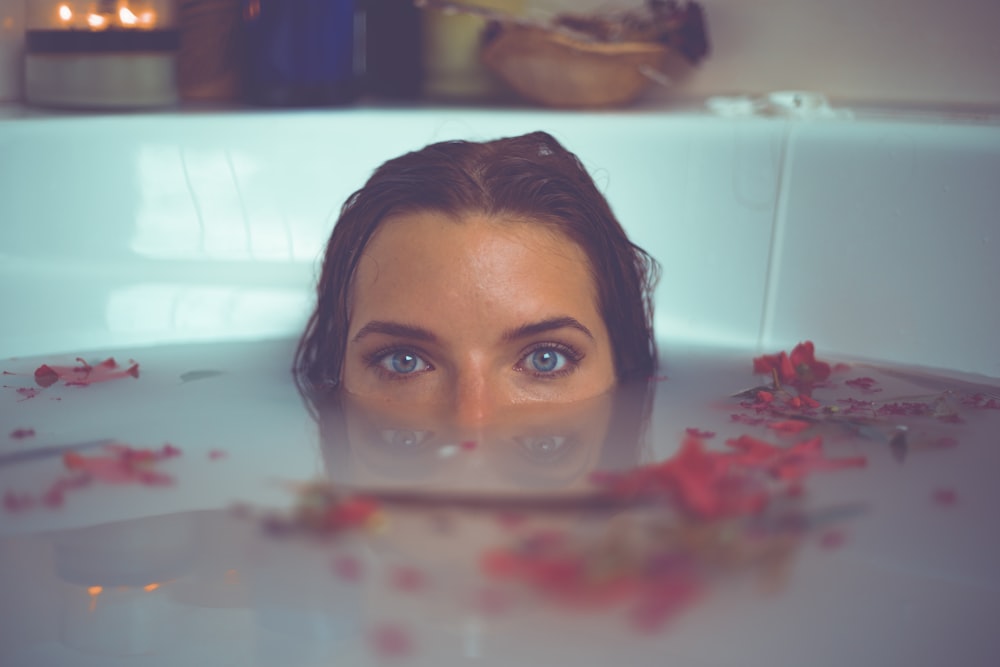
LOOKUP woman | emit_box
[295,131,659,423]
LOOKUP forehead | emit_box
[348,211,599,326]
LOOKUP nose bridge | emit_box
[451,356,496,427]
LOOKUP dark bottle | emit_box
[362,0,424,100]
[241,0,361,106]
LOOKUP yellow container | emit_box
[421,0,522,101]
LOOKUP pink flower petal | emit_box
[470,587,513,616]
[15,387,40,401]
[819,530,846,550]
[3,491,35,513]
[331,555,363,582]
[932,488,958,507]
[162,444,182,458]
[390,566,426,593]
[766,419,812,435]
[370,624,413,658]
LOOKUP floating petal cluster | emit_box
[3,443,180,513]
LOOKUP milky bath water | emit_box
[2,339,998,666]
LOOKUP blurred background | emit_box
[1,0,998,111]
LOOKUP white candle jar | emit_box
[25,0,179,108]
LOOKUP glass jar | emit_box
[24,1,180,109]
[241,0,359,107]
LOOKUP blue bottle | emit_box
[242,0,360,106]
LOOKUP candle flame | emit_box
[119,7,138,26]
[138,10,156,26]
[86,13,107,29]
[58,4,73,22]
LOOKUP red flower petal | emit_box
[15,387,40,400]
[161,443,182,458]
[481,549,520,578]
[800,395,820,408]
[33,365,60,388]
[754,342,831,387]
[766,419,812,435]
[42,487,66,508]
[326,496,380,528]
[845,377,881,393]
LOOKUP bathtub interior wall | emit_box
[0,109,997,379]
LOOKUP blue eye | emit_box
[526,348,568,374]
[377,350,431,376]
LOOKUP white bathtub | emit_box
[1,104,999,667]
[1,103,998,378]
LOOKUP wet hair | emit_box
[294,131,659,389]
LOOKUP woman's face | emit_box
[342,211,616,424]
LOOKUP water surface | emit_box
[1,339,998,666]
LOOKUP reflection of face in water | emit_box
[341,211,617,417]
[316,381,652,497]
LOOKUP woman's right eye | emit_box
[374,349,433,376]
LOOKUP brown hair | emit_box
[294,131,659,388]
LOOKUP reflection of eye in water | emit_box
[514,434,573,464]
[321,381,650,490]
[378,429,433,454]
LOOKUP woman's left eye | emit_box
[519,346,578,376]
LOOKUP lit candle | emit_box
[119,7,139,27]
[26,0,178,108]
[86,13,107,30]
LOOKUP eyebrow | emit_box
[352,321,438,343]
[502,316,595,342]
[351,316,595,345]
